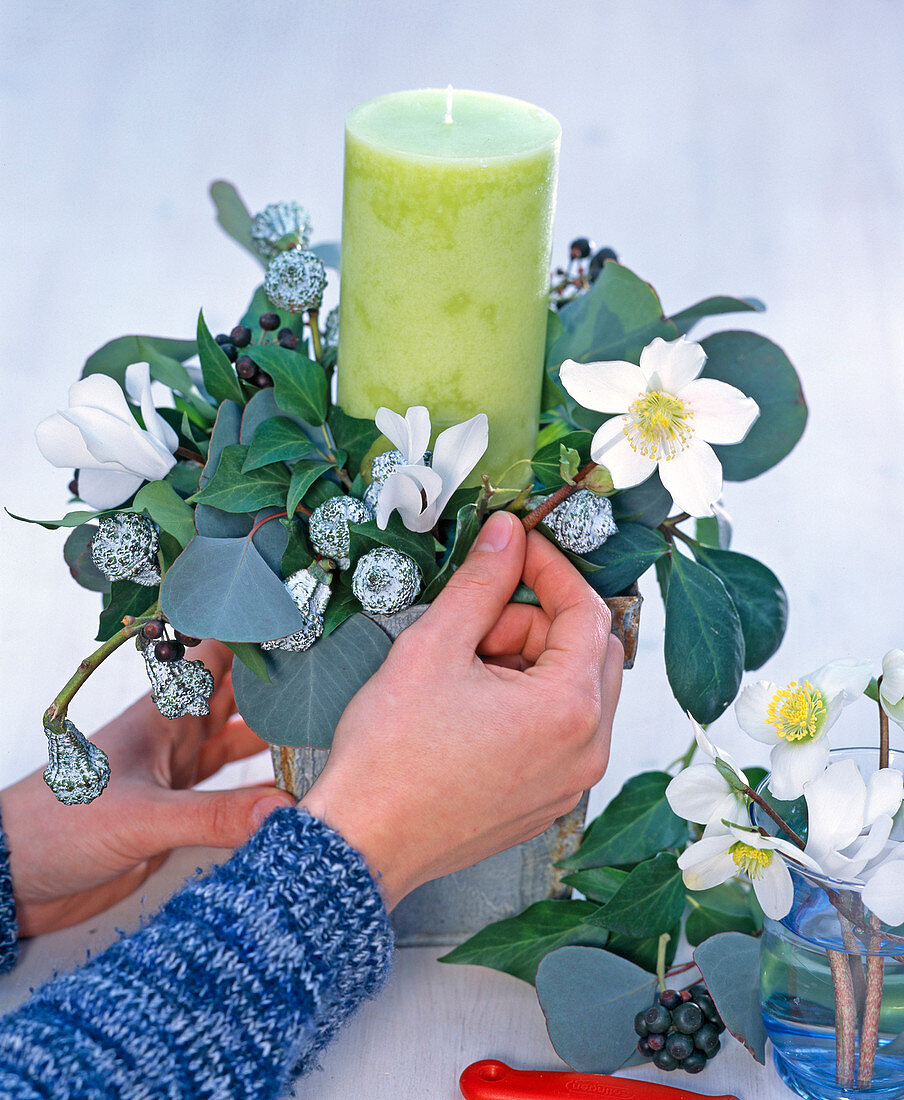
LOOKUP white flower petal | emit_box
[35,412,103,470]
[589,417,657,488]
[841,815,895,879]
[430,413,488,513]
[62,407,175,481]
[657,439,723,517]
[639,336,705,392]
[881,650,904,706]
[375,406,431,463]
[126,363,179,454]
[808,659,874,702]
[768,737,830,800]
[862,860,904,926]
[803,761,866,863]
[678,836,737,890]
[559,359,645,414]
[666,764,746,826]
[76,468,146,510]
[67,373,135,421]
[865,769,904,824]
[735,682,782,744]
[753,859,794,919]
[375,465,444,534]
[679,378,759,445]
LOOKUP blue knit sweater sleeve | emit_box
[0,807,394,1099]
[0,814,17,976]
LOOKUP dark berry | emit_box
[704,1040,721,1060]
[219,342,238,362]
[665,1031,694,1061]
[688,984,709,998]
[646,1033,666,1052]
[680,990,694,1002]
[141,619,166,640]
[277,327,298,349]
[694,1023,721,1056]
[658,989,683,1010]
[691,991,719,1022]
[636,1038,654,1058]
[672,1002,704,1034]
[683,1050,707,1074]
[259,312,280,331]
[643,1004,672,1034]
[230,324,252,348]
[252,371,274,388]
[588,247,618,282]
[215,333,230,344]
[68,478,79,496]
[173,630,202,647]
[633,1011,649,1038]
[652,1049,678,1071]
[235,355,257,380]
[569,237,593,259]
[154,639,184,662]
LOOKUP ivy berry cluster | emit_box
[634,984,725,1074]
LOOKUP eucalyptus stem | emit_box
[655,933,670,993]
[44,606,154,726]
[308,308,323,363]
[878,677,890,769]
[521,461,597,531]
[827,948,857,1087]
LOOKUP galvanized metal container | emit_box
[270,587,642,946]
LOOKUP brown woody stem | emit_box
[828,949,857,1087]
[878,677,890,769]
[743,785,806,850]
[521,462,598,531]
[858,913,884,1088]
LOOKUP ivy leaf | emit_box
[209,180,260,265]
[561,866,627,905]
[243,417,319,473]
[249,345,328,426]
[559,772,687,871]
[664,551,744,724]
[192,444,290,513]
[132,480,196,548]
[694,933,766,1063]
[63,525,110,594]
[685,880,759,946]
[421,504,479,602]
[668,295,764,337]
[690,544,788,670]
[197,310,245,406]
[199,401,242,489]
[582,853,685,938]
[82,335,197,387]
[536,946,658,1073]
[239,387,321,449]
[231,614,392,747]
[348,516,437,582]
[160,535,305,642]
[700,331,807,481]
[280,517,314,577]
[439,900,610,985]
[578,523,668,598]
[607,924,679,974]
[6,506,118,530]
[328,406,381,476]
[136,338,215,421]
[97,580,157,642]
[287,461,333,518]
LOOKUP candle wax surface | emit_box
[337,89,560,486]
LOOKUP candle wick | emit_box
[444,84,454,125]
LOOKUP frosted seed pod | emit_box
[309,496,373,569]
[261,566,332,653]
[264,250,328,313]
[370,448,408,485]
[138,637,215,719]
[323,306,340,352]
[91,513,161,586]
[43,718,111,805]
[352,547,421,615]
[546,489,618,554]
[250,201,313,261]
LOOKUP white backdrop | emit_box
[1,0,902,818]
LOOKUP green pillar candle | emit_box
[337,88,560,484]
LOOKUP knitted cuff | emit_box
[0,809,19,975]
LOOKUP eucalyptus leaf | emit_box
[97,580,157,642]
[559,772,687,871]
[685,880,759,946]
[310,240,341,271]
[160,535,305,642]
[82,335,197,387]
[328,406,381,476]
[439,900,610,985]
[700,331,807,481]
[690,544,788,670]
[197,310,245,406]
[243,417,319,472]
[664,551,744,724]
[63,525,110,594]
[611,471,672,528]
[578,523,668,598]
[209,180,260,264]
[240,387,320,448]
[194,504,253,538]
[199,401,242,488]
[132,480,196,548]
[536,946,658,1073]
[583,853,685,938]
[607,924,679,974]
[531,431,593,488]
[165,461,203,497]
[223,641,271,684]
[231,614,392,747]
[249,345,328,426]
[251,507,290,573]
[669,295,765,337]
[421,505,479,602]
[694,932,766,1063]
[287,461,334,518]
[192,444,290,513]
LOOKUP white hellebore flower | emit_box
[559,336,759,517]
[666,718,751,827]
[879,649,904,730]
[678,822,820,920]
[734,659,874,800]
[35,364,178,510]
[375,407,488,534]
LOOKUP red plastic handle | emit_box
[459,1060,741,1100]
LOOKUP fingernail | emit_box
[252,794,292,828]
[474,511,514,553]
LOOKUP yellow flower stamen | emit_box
[623,389,694,461]
[765,680,826,742]
[730,841,773,880]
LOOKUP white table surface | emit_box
[1,2,902,1097]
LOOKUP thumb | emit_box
[153,787,297,851]
[420,510,525,654]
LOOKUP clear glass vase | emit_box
[756,749,904,1100]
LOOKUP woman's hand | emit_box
[1,642,294,936]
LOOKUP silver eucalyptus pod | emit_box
[309,495,374,569]
[264,249,328,314]
[261,565,332,653]
[250,201,313,261]
[137,637,215,719]
[543,489,618,554]
[91,513,161,586]
[352,547,421,615]
[364,447,433,511]
[43,718,111,805]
